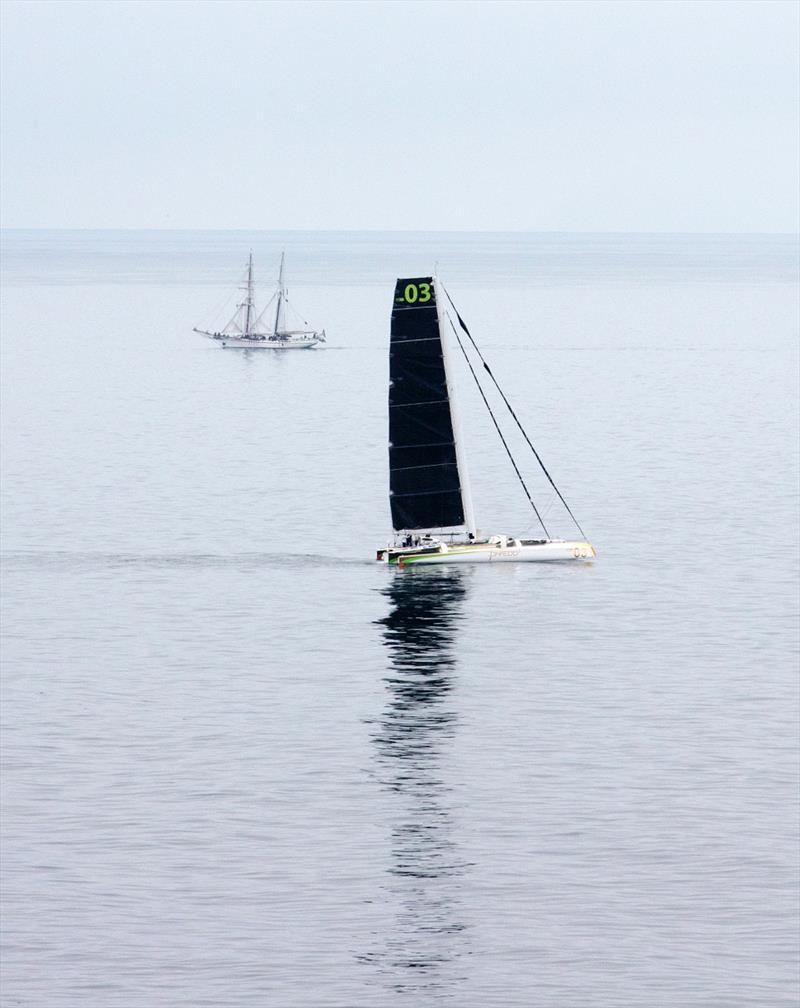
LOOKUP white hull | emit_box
[209,334,322,350]
[378,538,596,567]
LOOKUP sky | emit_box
[1,0,798,232]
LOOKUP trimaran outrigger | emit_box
[376,276,596,567]
[194,252,325,349]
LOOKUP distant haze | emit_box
[1,0,798,232]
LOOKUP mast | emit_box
[273,252,285,336]
[243,251,254,337]
[434,276,477,538]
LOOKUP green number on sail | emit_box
[400,282,432,305]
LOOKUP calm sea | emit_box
[1,230,798,1007]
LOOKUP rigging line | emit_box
[442,285,588,540]
[285,298,311,328]
[196,284,238,332]
[253,291,279,329]
[446,314,550,538]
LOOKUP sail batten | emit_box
[388,276,467,532]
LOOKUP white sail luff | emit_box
[435,275,477,537]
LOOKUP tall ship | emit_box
[194,252,325,349]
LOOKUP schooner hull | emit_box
[210,335,322,350]
[379,540,596,566]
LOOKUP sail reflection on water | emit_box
[362,568,472,996]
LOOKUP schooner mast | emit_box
[242,251,255,337]
[272,252,285,338]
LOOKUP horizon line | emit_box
[1,226,798,237]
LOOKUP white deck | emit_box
[378,538,596,566]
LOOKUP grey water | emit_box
[1,230,798,1007]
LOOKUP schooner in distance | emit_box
[194,252,325,349]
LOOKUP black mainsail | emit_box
[389,277,471,532]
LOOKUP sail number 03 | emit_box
[400,282,432,304]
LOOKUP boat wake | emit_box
[0,550,373,570]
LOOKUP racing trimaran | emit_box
[376,276,596,567]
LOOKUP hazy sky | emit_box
[1,0,798,231]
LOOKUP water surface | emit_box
[1,230,798,1006]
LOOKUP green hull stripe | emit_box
[389,547,488,565]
